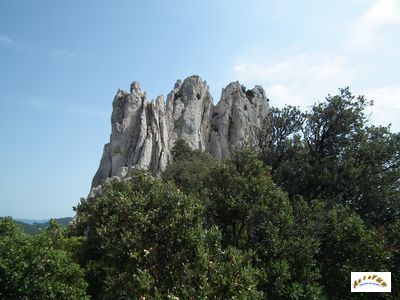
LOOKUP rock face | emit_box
[91,75,269,188]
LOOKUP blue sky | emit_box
[1,0,399,218]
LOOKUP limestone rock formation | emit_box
[91,75,269,188]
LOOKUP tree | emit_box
[72,172,261,299]
[317,206,391,300]
[167,149,325,298]
[162,139,218,196]
[259,88,400,226]
[0,218,88,299]
[258,105,304,173]
[165,144,396,299]
[386,220,400,299]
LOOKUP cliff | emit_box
[91,75,269,188]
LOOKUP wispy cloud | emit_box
[0,34,14,45]
[232,50,400,131]
[348,0,400,49]
[53,48,80,61]
[233,53,355,108]
[0,33,79,61]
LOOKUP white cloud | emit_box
[0,34,14,45]
[233,53,355,108]
[232,51,400,131]
[232,51,400,132]
[348,0,400,49]
[362,85,400,131]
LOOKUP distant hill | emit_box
[1,217,73,235]
[14,218,49,224]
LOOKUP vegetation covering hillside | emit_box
[1,89,399,299]
[0,217,73,235]
[18,217,73,235]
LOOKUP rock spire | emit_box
[91,75,269,188]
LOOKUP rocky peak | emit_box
[91,75,270,188]
[166,75,213,151]
[130,81,142,94]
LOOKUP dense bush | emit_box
[258,88,400,226]
[72,173,261,299]
[0,218,88,299]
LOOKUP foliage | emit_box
[162,139,218,196]
[72,173,261,299]
[201,151,325,299]
[3,88,399,299]
[11,217,73,235]
[259,88,400,226]
[386,220,400,299]
[0,218,88,299]
[162,140,395,299]
[258,105,304,172]
[317,206,391,299]
[164,147,323,298]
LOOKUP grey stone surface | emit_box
[91,75,270,189]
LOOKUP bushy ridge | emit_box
[6,217,73,235]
